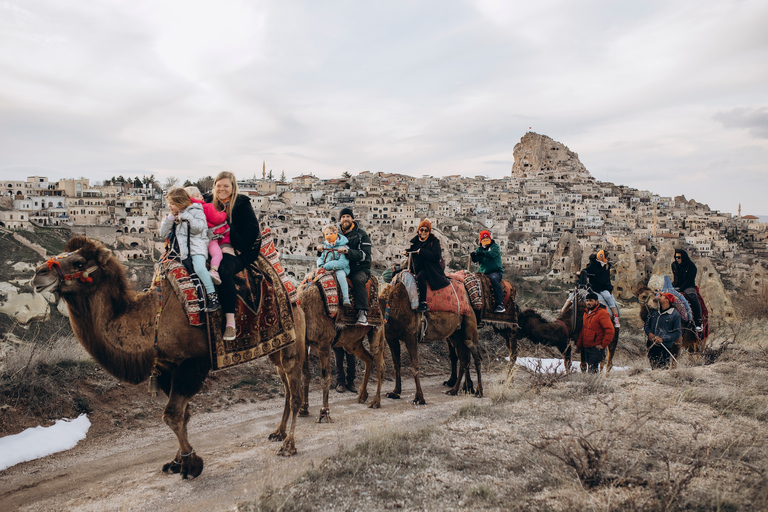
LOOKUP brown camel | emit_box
[30,236,306,479]
[637,286,707,368]
[444,277,520,391]
[515,299,579,373]
[379,281,480,404]
[298,282,387,421]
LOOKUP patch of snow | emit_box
[0,414,90,471]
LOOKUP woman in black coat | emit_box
[208,171,261,341]
[402,219,449,312]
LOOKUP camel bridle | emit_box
[45,249,101,287]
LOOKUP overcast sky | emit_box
[1,1,766,214]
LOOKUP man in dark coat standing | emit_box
[672,248,702,331]
[403,218,450,312]
[576,292,615,373]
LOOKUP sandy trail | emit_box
[1,376,476,511]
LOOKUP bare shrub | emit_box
[736,283,768,319]
[0,328,105,418]
[526,396,654,488]
[523,358,568,393]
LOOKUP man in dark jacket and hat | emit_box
[576,292,615,373]
[645,292,682,368]
[402,219,450,312]
[471,230,505,313]
[337,207,372,326]
[672,249,702,331]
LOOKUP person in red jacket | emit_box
[576,291,616,373]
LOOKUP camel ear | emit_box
[65,236,90,252]
[96,247,112,266]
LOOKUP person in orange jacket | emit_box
[576,291,615,373]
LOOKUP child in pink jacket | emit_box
[185,186,229,285]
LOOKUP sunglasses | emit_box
[675,256,682,260]
[418,228,429,232]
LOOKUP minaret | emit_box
[738,203,741,220]
[263,161,266,180]
[653,199,657,237]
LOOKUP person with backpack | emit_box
[159,188,220,312]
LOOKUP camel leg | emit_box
[346,336,374,405]
[443,341,458,388]
[159,361,207,479]
[467,317,481,397]
[269,342,304,456]
[316,342,333,423]
[404,337,426,405]
[386,333,402,400]
[601,327,620,374]
[500,325,519,379]
[580,347,587,373]
[445,336,472,397]
[366,328,386,409]
[299,345,311,417]
[564,343,573,374]
[161,394,204,479]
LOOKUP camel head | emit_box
[636,285,659,310]
[31,236,122,298]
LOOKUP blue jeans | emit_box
[598,290,620,318]
[486,271,504,308]
[335,269,350,303]
[192,254,215,295]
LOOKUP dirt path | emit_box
[1,376,477,511]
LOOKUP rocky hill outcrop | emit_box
[512,132,591,181]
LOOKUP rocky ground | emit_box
[2,322,767,511]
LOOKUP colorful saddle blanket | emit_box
[260,227,297,305]
[158,258,205,326]
[478,274,517,323]
[300,268,383,326]
[661,275,693,323]
[446,270,483,310]
[395,271,472,316]
[391,271,419,309]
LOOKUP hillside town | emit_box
[2,133,767,297]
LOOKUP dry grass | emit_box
[240,346,768,512]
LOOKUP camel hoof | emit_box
[299,407,310,417]
[277,440,297,457]
[446,389,458,396]
[162,459,182,474]
[368,399,381,409]
[317,408,333,423]
[357,393,368,404]
[412,398,426,405]
[268,431,286,442]
[386,392,401,400]
[180,453,204,479]
[443,379,457,387]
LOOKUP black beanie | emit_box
[339,207,354,219]
[585,292,599,301]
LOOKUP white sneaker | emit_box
[695,325,703,332]
[614,320,620,328]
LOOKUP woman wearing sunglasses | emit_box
[672,249,703,332]
[402,219,449,312]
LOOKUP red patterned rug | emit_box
[260,227,297,305]
[426,279,472,317]
[156,258,204,326]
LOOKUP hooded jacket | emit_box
[407,233,450,291]
[317,234,350,274]
[159,202,209,259]
[584,254,613,293]
[471,240,503,275]
[576,304,615,349]
[672,249,697,291]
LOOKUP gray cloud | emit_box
[714,107,768,139]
